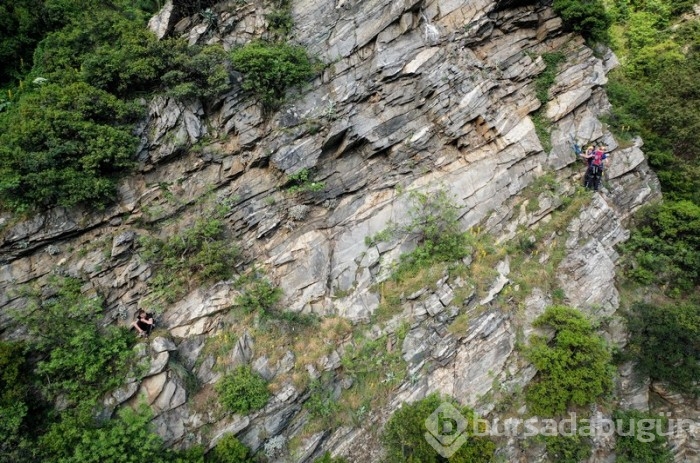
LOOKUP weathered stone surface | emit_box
[152,336,177,353]
[111,231,136,258]
[0,0,670,459]
[148,0,176,39]
[161,282,238,336]
[154,374,187,412]
[231,331,254,368]
[140,371,168,404]
[147,351,170,376]
[112,381,139,404]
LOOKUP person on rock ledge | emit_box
[582,145,609,191]
[131,309,154,337]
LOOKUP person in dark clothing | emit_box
[131,309,154,337]
[583,145,608,191]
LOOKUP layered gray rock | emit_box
[0,0,673,460]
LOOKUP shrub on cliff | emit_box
[231,41,316,110]
[382,393,496,463]
[525,306,614,416]
[553,0,612,43]
[624,301,700,395]
[0,81,141,211]
[216,366,270,415]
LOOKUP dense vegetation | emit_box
[624,301,699,395]
[231,41,317,111]
[215,365,270,415]
[603,0,700,395]
[553,0,612,43]
[0,277,204,462]
[525,306,614,417]
[0,0,316,211]
[612,409,673,463]
[382,394,496,463]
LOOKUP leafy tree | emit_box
[0,341,38,461]
[525,306,614,417]
[216,366,270,415]
[20,277,135,403]
[542,434,592,463]
[382,393,496,463]
[613,409,673,463]
[231,41,316,110]
[552,0,612,43]
[620,201,700,292]
[0,81,142,210]
[625,301,700,395]
[208,434,253,463]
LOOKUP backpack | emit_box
[592,149,605,167]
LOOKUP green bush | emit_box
[392,190,471,280]
[542,434,591,463]
[19,277,135,403]
[216,366,270,415]
[552,0,612,43]
[40,403,204,463]
[235,276,282,317]
[313,452,347,463]
[620,201,700,292]
[382,393,495,463]
[231,41,316,110]
[625,301,699,395]
[0,2,233,211]
[613,409,673,463]
[209,434,252,463]
[0,81,141,210]
[0,341,32,459]
[525,306,614,417]
[140,217,240,309]
[65,404,168,463]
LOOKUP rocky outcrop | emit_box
[0,0,677,461]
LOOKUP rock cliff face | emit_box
[2,0,696,461]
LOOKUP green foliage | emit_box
[620,201,700,292]
[209,434,253,463]
[552,0,612,43]
[216,366,270,415]
[235,276,283,317]
[305,377,340,422]
[613,409,673,463]
[40,403,204,463]
[624,301,700,395]
[392,190,471,281]
[140,217,239,309]
[0,2,232,211]
[542,434,592,463]
[0,81,141,210]
[525,306,614,417]
[231,40,316,110]
[532,111,553,153]
[265,9,294,38]
[0,341,33,459]
[285,168,325,193]
[64,404,168,463]
[20,277,134,403]
[313,452,347,463]
[382,393,496,463]
[535,52,566,105]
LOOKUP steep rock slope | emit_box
[2,0,692,461]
